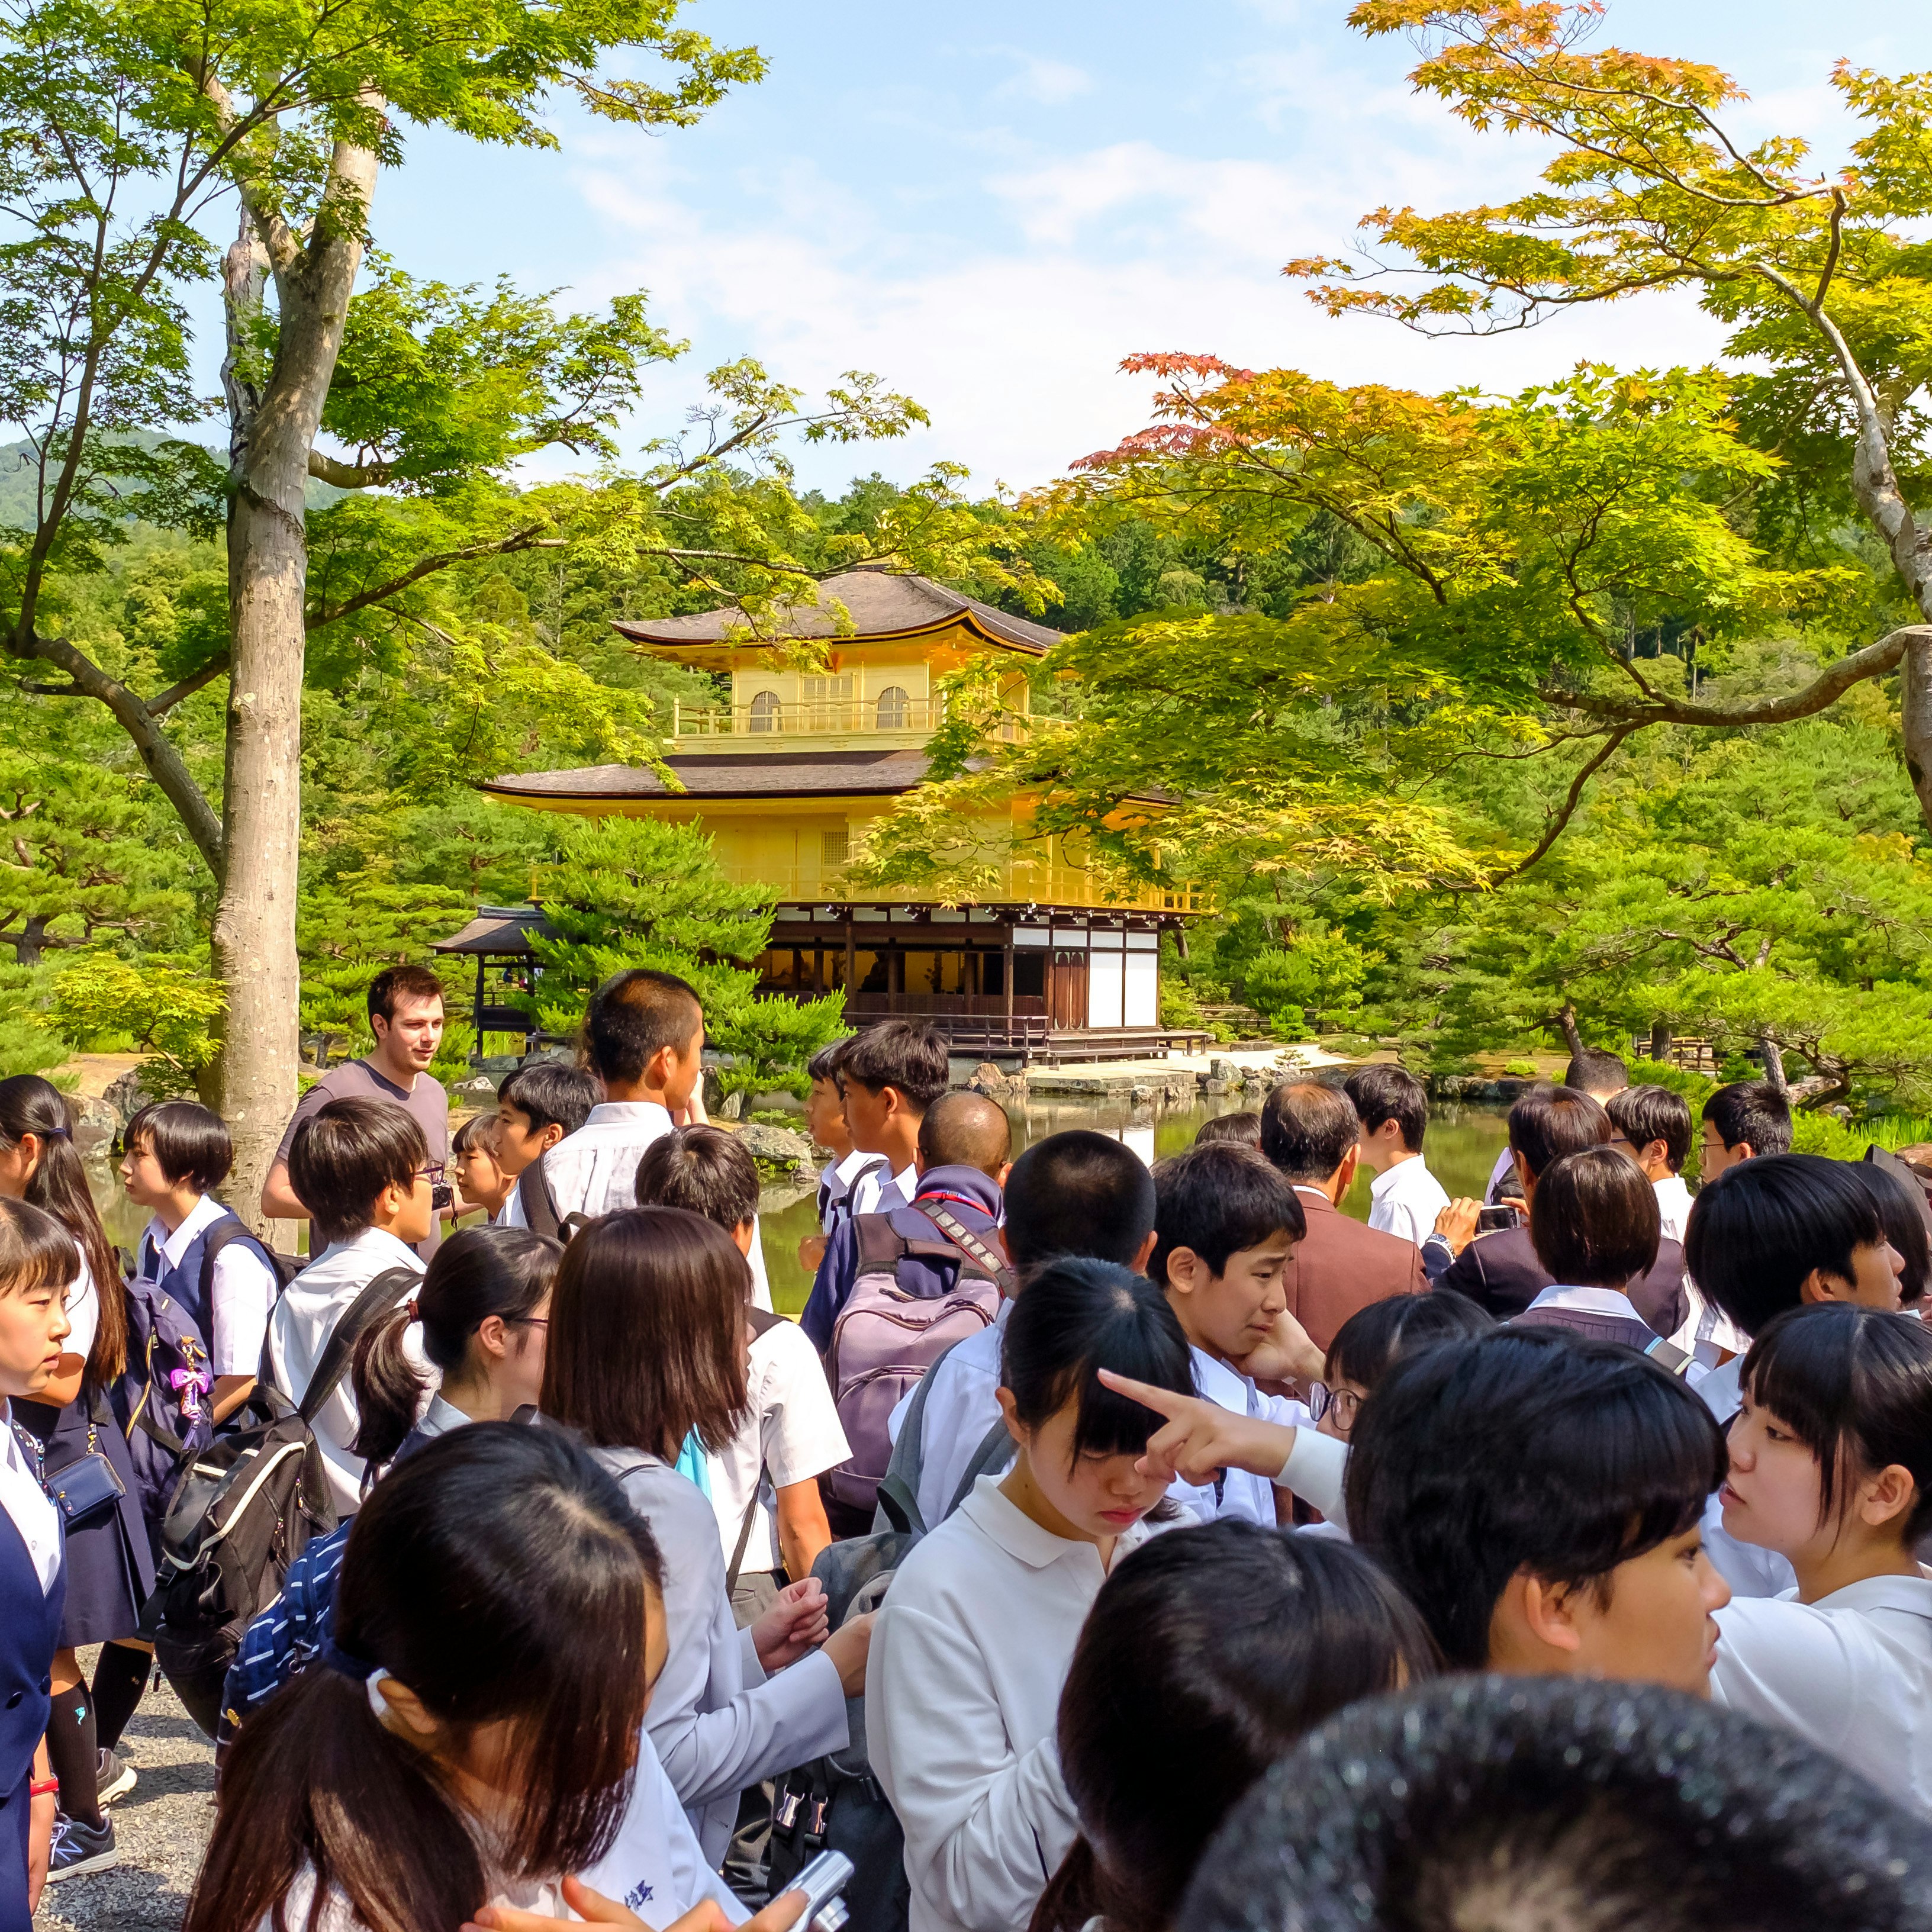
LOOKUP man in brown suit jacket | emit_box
[1260,1081,1425,1348]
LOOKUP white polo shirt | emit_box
[1367,1155,1451,1248]
[1714,1576,1932,1814]
[1654,1173,1693,1244]
[1168,1349,1312,1527]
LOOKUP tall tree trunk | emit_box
[1903,632,1932,826]
[1557,1001,1583,1061]
[1649,1018,1672,1062]
[1757,1031,1788,1095]
[212,138,379,1231]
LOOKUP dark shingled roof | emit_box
[430,906,557,955]
[611,568,1063,654]
[481,750,934,804]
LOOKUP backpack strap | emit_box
[1644,1336,1695,1378]
[517,1158,562,1239]
[851,1212,916,1277]
[724,1305,790,1593]
[911,1202,1014,1295]
[944,1418,1016,1521]
[297,1267,423,1425]
[198,1215,278,1314]
[873,1339,955,1540]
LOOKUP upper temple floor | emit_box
[610,568,1057,754]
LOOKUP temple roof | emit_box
[430,905,558,955]
[611,568,1063,655]
[481,749,934,805]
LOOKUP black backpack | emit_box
[147,1265,418,1738]
[516,1159,596,1242]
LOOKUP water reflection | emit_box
[758,1098,1511,1316]
[83,1097,1512,1319]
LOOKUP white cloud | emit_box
[988,51,1094,106]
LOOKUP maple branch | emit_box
[307,525,566,629]
[308,449,392,489]
[146,656,231,716]
[1441,722,1638,892]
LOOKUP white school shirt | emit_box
[1653,1173,1693,1245]
[820,1148,893,1234]
[1485,1145,1517,1203]
[871,1160,921,1215]
[1169,1349,1313,1526]
[138,1193,278,1376]
[501,1102,773,1309]
[1367,1157,1451,1249]
[266,1227,426,1518]
[868,1477,1168,1932]
[262,1864,564,1932]
[584,1726,749,1925]
[0,1399,60,1593]
[707,1315,851,1576]
[1714,1576,1932,1813]
[590,1450,849,1866]
[1520,1281,1648,1326]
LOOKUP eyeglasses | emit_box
[507,1316,549,1329]
[1306,1383,1361,1434]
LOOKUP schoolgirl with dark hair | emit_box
[185,1425,664,1932]
[1031,1523,1438,1932]
[868,1257,1198,1932]
[349,1226,560,1470]
[1712,1304,1932,1811]
[0,1199,79,1928]
[1313,1288,1494,1444]
[0,1074,151,1873]
[539,1209,861,1867]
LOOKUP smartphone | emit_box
[1477,1203,1524,1232]
[787,1849,855,1932]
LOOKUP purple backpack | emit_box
[117,1279,215,1524]
[823,1207,1006,1521]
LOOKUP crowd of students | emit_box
[2,967,1932,1932]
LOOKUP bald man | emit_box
[799,1089,1013,1355]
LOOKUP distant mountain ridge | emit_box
[0,433,343,530]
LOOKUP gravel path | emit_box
[34,1654,214,1932]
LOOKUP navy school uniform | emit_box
[0,1413,64,1932]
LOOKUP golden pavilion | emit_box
[481,569,1203,1061]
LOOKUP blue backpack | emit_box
[117,1280,216,1524]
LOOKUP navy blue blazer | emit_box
[0,1466,63,1932]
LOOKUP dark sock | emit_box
[44,1683,102,1827]
[91,1643,151,1754]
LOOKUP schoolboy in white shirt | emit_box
[1344,1065,1450,1248]
[266,1097,433,1517]
[1152,1140,1323,1525]
[798,1039,888,1276]
[1607,1084,1696,1243]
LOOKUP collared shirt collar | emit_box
[911,1165,1003,1216]
[1524,1282,1644,1321]
[415,1393,471,1441]
[1803,1574,1932,1619]
[1189,1346,1252,1409]
[1292,1185,1336,1210]
[959,1474,1103,1572]
[582,1100,674,1129]
[149,1191,228,1272]
[834,1146,884,1186]
[313,1225,427,1277]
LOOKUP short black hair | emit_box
[124,1100,233,1193]
[1004,1131,1156,1273]
[1507,1082,1611,1178]
[1324,1289,1493,1392]
[806,1039,849,1086]
[1184,1676,1932,1932]
[916,1091,1012,1177]
[1530,1146,1661,1289]
[582,970,701,1085]
[1259,1081,1358,1183]
[1342,1065,1427,1154]
[1002,1257,1194,1463]
[1191,1112,1261,1149]
[1607,1083,1692,1172]
[497,1061,600,1138]
[367,964,445,1026]
[1345,1330,1727,1669]
[632,1125,758,1233]
[289,1097,428,1248]
[1684,1154,1885,1338]
[1702,1079,1793,1157]
[451,1113,499,1157]
[1151,1142,1305,1283]
[1745,1304,1932,1544]
[839,1020,950,1113]
[1565,1047,1628,1096]
[1859,1154,1931,1305]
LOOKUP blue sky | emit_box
[351,0,1917,495]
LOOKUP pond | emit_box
[82,1098,1512,1319]
[755,1099,1511,1315]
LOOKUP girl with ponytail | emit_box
[349,1226,560,1470]
[187,1425,664,1932]
[0,1074,151,1870]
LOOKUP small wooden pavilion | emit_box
[430,904,556,1055]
